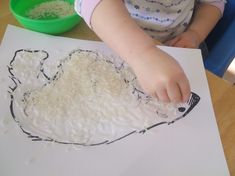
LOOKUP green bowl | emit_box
[10,0,81,35]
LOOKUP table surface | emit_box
[1,0,234,175]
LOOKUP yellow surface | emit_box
[1,0,235,175]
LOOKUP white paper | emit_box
[0,25,230,176]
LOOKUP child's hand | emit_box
[165,29,200,49]
[130,46,191,103]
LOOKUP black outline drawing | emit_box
[8,49,200,146]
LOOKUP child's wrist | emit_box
[123,36,167,74]
[126,41,156,66]
[128,45,166,73]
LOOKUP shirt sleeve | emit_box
[74,0,102,28]
[198,0,226,15]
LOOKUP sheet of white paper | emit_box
[0,25,230,176]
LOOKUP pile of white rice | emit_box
[11,50,185,145]
[26,0,75,19]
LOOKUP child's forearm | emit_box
[187,3,222,44]
[90,0,161,66]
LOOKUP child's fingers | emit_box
[178,78,191,102]
[174,37,197,48]
[173,39,189,48]
[166,82,182,103]
[165,37,180,46]
[174,42,186,48]
[155,86,170,103]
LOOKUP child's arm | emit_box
[166,3,223,48]
[90,0,191,103]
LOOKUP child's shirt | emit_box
[75,0,225,42]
